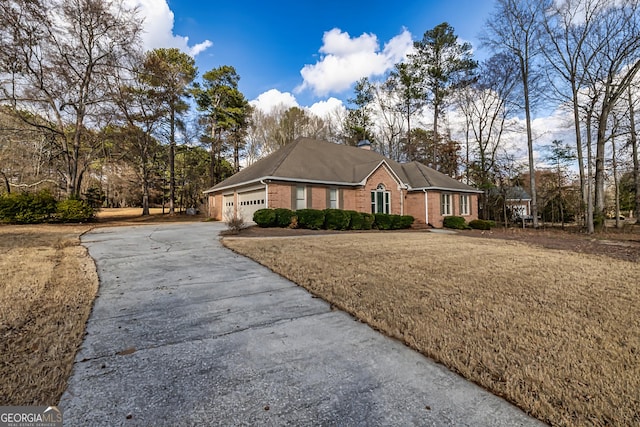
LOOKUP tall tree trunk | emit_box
[234,140,240,173]
[572,84,587,226]
[630,87,640,222]
[213,128,222,185]
[76,169,84,197]
[612,134,620,228]
[141,142,150,216]
[169,108,176,215]
[433,103,439,170]
[406,101,411,158]
[209,116,217,186]
[209,145,216,187]
[522,58,538,228]
[1,171,10,194]
[586,111,595,233]
[594,107,610,218]
[464,117,470,185]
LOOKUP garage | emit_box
[237,187,266,222]
[222,194,235,221]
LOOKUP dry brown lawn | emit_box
[0,208,208,405]
[0,224,97,405]
[224,232,640,426]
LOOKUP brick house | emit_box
[204,138,482,228]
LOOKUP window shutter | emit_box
[326,188,330,208]
[291,185,296,210]
[306,186,312,208]
[339,189,344,209]
[384,192,390,214]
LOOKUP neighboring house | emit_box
[504,187,532,220]
[204,138,482,228]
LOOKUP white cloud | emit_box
[250,89,299,113]
[129,0,212,57]
[308,97,345,118]
[297,28,414,96]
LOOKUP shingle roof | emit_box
[505,187,531,200]
[204,138,481,193]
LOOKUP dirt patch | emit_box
[457,227,640,262]
[224,232,640,426]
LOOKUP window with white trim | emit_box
[371,184,390,214]
[441,193,452,216]
[460,194,470,216]
[329,188,338,209]
[295,185,306,210]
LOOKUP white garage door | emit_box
[237,188,266,222]
[222,194,235,221]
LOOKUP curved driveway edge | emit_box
[60,222,544,426]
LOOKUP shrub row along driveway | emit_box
[60,222,541,426]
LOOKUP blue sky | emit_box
[140,0,496,109]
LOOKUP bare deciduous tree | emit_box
[456,53,520,217]
[483,0,549,228]
[0,0,142,197]
[541,0,608,231]
[586,1,640,222]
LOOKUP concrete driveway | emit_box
[60,222,543,426]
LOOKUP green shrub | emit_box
[296,209,325,230]
[389,214,402,229]
[324,209,350,230]
[345,210,364,230]
[253,208,277,227]
[56,199,94,222]
[0,190,57,224]
[443,215,467,230]
[468,219,492,230]
[398,215,415,229]
[274,208,295,227]
[374,213,393,230]
[361,213,375,230]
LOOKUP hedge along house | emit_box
[204,138,482,228]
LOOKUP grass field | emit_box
[224,232,640,426]
[0,224,96,405]
[2,211,638,425]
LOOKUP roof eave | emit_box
[203,176,361,193]
[203,178,266,194]
[410,186,483,194]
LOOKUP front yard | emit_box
[224,232,640,426]
[0,208,202,405]
[0,224,97,405]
